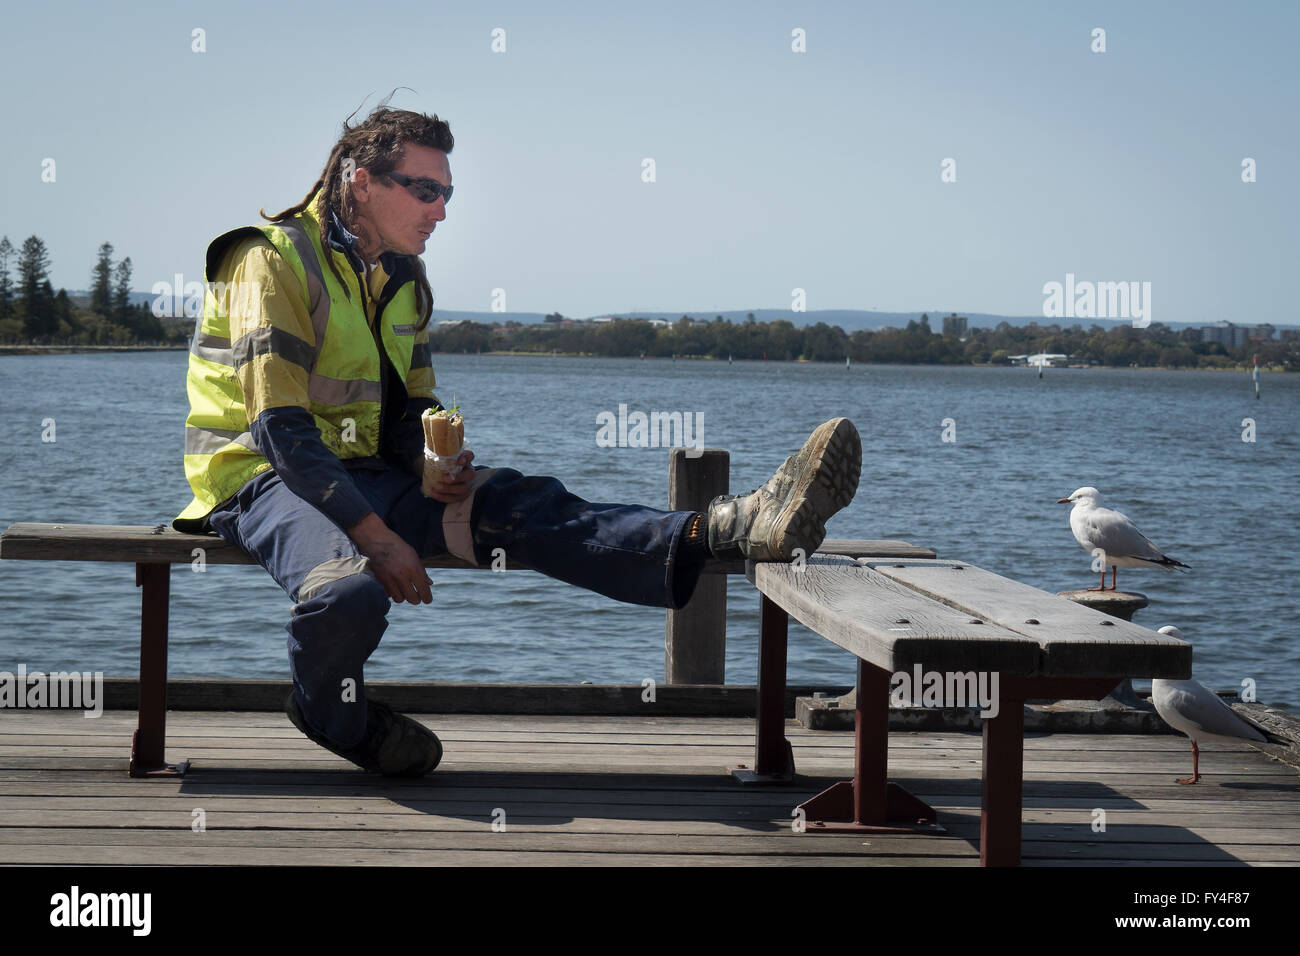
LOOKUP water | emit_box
[1,352,1297,709]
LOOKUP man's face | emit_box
[354,143,450,259]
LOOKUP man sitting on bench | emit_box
[173,103,862,777]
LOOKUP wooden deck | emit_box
[3,709,1298,866]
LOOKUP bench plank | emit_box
[749,554,1042,675]
[0,522,932,570]
[0,523,255,564]
[860,559,1191,679]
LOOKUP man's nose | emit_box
[430,196,446,221]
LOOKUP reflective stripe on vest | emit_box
[184,426,259,456]
[276,217,332,355]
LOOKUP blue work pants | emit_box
[208,463,701,749]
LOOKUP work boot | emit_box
[706,417,861,562]
[285,691,443,777]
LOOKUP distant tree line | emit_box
[0,235,177,345]
[431,312,1299,370]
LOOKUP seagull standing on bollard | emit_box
[1151,626,1267,784]
[1057,487,1189,591]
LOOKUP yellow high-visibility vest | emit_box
[174,191,436,531]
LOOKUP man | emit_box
[175,105,862,777]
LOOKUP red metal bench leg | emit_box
[977,677,1117,866]
[854,660,889,822]
[798,659,943,833]
[130,562,187,778]
[980,694,1024,866]
[731,594,794,783]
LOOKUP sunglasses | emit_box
[384,171,453,205]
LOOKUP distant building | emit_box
[437,319,468,328]
[1200,322,1230,347]
[941,313,967,338]
[1010,353,1069,367]
[1201,321,1275,348]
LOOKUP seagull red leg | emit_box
[1176,741,1201,785]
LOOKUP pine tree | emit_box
[18,236,57,339]
[91,241,114,316]
[0,236,14,319]
[54,289,73,331]
[112,256,132,322]
[41,280,59,338]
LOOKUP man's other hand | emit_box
[423,449,476,503]
[347,513,432,605]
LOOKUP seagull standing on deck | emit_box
[1057,486,1189,591]
[1151,626,1267,784]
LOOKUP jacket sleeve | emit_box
[386,395,439,477]
[384,316,440,475]
[406,320,437,403]
[219,237,375,530]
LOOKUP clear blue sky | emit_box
[2,0,1295,323]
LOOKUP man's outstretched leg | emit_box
[434,418,862,603]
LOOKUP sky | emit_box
[2,0,1296,323]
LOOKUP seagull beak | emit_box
[1056,497,1072,504]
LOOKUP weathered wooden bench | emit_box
[741,553,1192,866]
[0,521,931,778]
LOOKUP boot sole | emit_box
[384,715,444,777]
[770,418,861,560]
[285,691,381,773]
[286,691,441,776]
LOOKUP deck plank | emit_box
[0,709,1295,866]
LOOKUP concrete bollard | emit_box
[1056,589,1152,709]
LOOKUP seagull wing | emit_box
[1156,681,1266,743]
[1086,507,1168,562]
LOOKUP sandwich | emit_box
[421,405,464,457]
[420,404,466,494]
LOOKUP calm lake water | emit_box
[1,352,1296,709]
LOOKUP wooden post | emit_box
[665,448,728,684]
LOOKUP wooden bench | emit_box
[0,521,931,778]
[741,553,1192,866]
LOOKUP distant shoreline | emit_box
[467,350,1290,372]
[0,344,1287,373]
[0,345,186,355]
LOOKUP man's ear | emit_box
[351,166,373,203]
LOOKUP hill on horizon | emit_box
[428,308,1276,333]
[66,294,1286,333]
